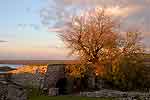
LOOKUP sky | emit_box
[0,0,149,60]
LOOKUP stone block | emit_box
[48,88,59,96]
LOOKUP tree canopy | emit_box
[59,8,144,77]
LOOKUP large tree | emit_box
[59,8,144,77]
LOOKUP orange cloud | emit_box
[105,5,141,17]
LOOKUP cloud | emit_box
[42,0,148,27]
[144,32,150,37]
[18,24,40,30]
[0,40,8,43]
[144,47,150,53]
[48,27,63,32]
[41,0,150,47]
[101,5,141,17]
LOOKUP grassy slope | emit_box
[29,96,115,100]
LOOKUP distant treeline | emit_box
[0,54,149,65]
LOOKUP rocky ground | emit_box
[0,80,27,100]
[79,89,150,100]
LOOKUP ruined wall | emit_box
[44,64,66,89]
[44,64,99,94]
[0,81,27,100]
[0,82,7,100]
[7,84,27,100]
[11,72,44,88]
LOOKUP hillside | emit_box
[9,65,47,75]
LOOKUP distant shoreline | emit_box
[0,60,80,65]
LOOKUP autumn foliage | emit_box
[60,8,146,90]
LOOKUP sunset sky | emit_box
[0,0,149,60]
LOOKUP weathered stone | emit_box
[87,76,95,89]
[11,72,44,88]
[79,89,150,99]
[0,81,27,100]
[7,84,27,100]
[0,82,7,100]
[95,79,104,89]
[44,64,66,96]
[44,64,65,89]
[48,88,59,96]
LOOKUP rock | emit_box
[48,88,59,96]
[0,82,7,100]
[79,89,150,99]
[0,81,27,100]
[11,72,45,88]
[7,84,27,100]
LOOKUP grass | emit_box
[29,96,115,100]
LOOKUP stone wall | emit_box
[7,83,27,100]
[0,81,27,100]
[0,82,7,100]
[79,89,150,99]
[44,64,65,89]
[44,64,66,96]
[11,72,44,88]
[44,64,104,95]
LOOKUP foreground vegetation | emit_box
[29,96,115,100]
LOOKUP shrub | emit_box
[102,54,148,91]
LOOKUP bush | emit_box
[102,54,148,91]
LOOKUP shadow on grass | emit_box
[29,96,116,100]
